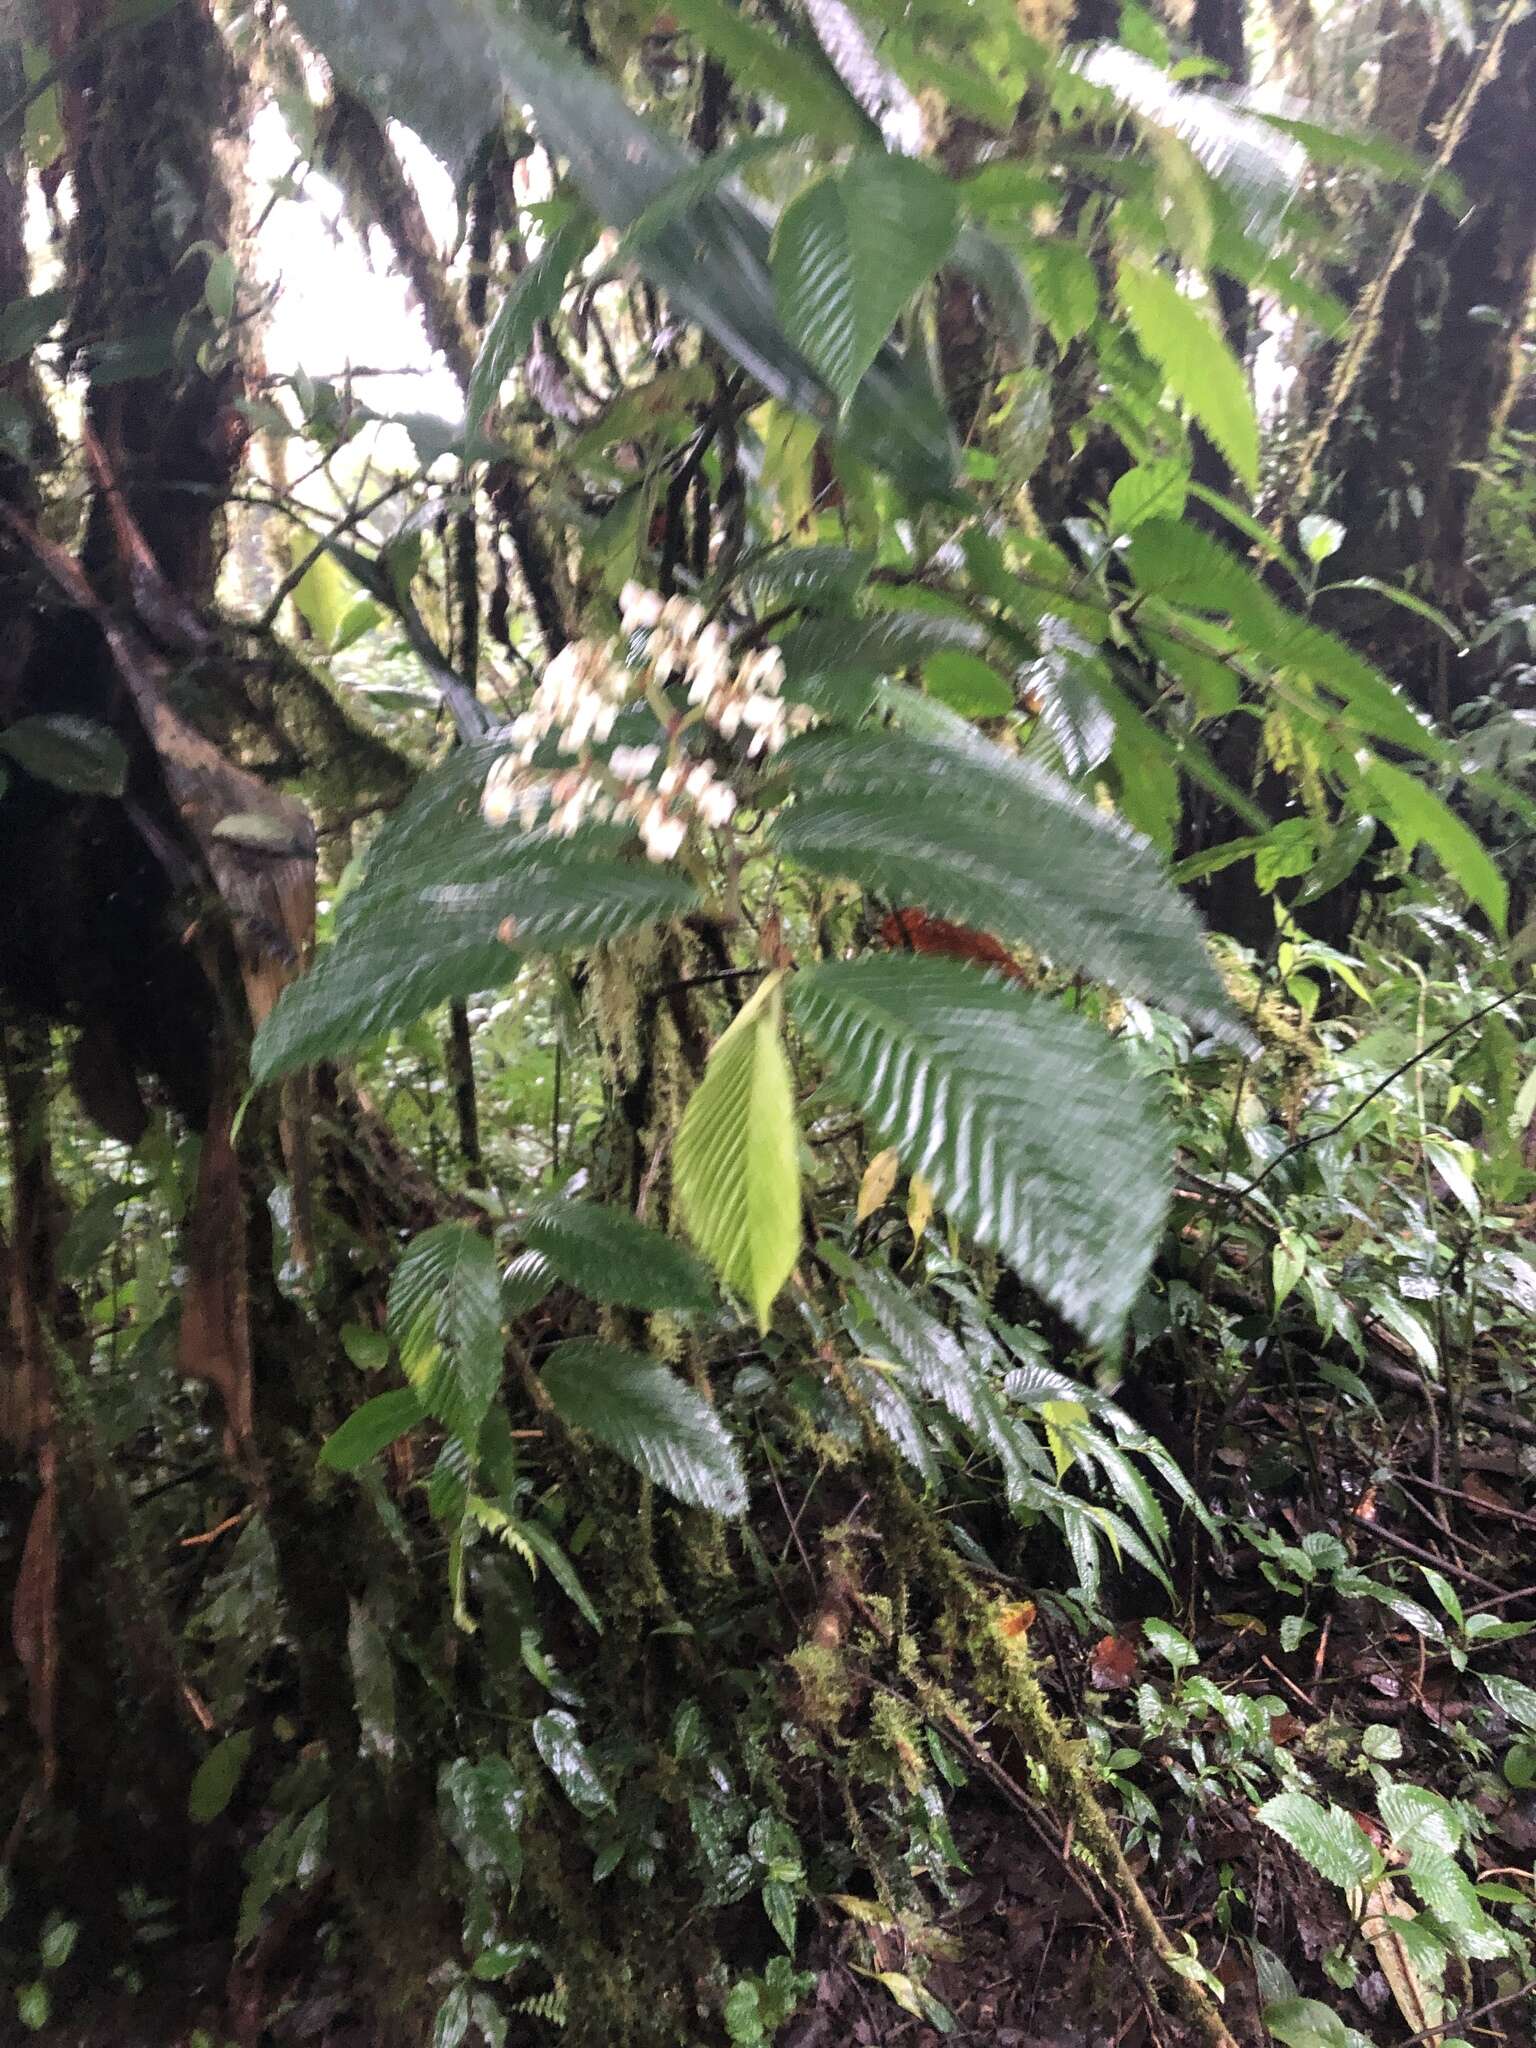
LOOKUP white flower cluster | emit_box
[481,582,811,862]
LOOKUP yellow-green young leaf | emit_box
[1041,1399,1088,1481]
[857,1147,902,1222]
[1361,757,1507,931]
[288,538,362,649]
[1116,259,1259,492]
[674,971,800,1331]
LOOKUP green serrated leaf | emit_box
[842,1256,1042,1505]
[1107,457,1189,531]
[252,744,697,1080]
[1023,620,1116,778]
[502,1248,555,1319]
[520,1198,714,1312]
[1377,1781,1461,1856]
[542,1340,747,1515]
[674,971,801,1332]
[796,959,1170,1345]
[1117,259,1258,490]
[1256,1792,1375,1888]
[772,154,958,407]
[776,728,1245,1044]
[1361,757,1507,930]
[1406,1846,1506,1955]
[388,1225,503,1443]
[1022,240,1098,348]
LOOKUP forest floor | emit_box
[16,1352,1536,2048]
[783,1353,1536,2048]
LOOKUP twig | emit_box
[1398,1471,1536,1530]
[1231,992,1521,1204]
[1359,1522,1504,1597]
[1391,1979,1536,2048]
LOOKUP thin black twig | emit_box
[1230,992,1522,1204]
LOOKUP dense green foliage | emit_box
[2,0,1536,2043]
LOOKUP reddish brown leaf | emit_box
[877,909,1029,985]
[1089,1634,1139,1690]
[997,1600,1037,1639]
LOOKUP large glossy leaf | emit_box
[287,0,956,496]
[387,1224,503,1443]
[518,1198,714,1312]
[674,972,801,1332]
[252,744,696,1080]
[776,728,1245,1042]
[772,153,958,406]
[531,1710,613,1816]
[795,959,1171,1344]
[439,1755,527,1890]
[541,1340,747,1515]
[1116,258,1259,492]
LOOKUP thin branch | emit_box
[1230,991,1522,1203]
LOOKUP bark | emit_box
[1303,3,1536,713]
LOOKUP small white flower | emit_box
[620,581,665,630]
[694,778,737,828]
[639,805,687,863]
[608,744,660,783]
[739,648,785,697]
[661,595,706,645]
[482,756,521,826]
[740,691,780,729]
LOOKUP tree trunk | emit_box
[1302,5,1536,714]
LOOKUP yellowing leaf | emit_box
[288,538,363,650]
[1360,1878,1444,2040]
[906,1172,936,1244]
[1041,1398,1088,1481]
[674,972,801,1332]
[857,1147,901,1222]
